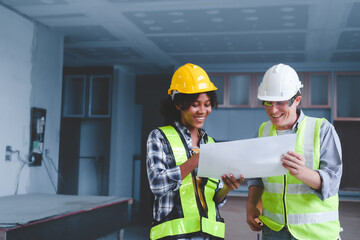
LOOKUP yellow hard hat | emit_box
[168,63,217,96]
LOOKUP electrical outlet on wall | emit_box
[29,107,47,166]
[5,146,12,161]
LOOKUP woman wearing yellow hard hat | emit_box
[146,63,243,240]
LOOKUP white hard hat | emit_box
[258,63,303,101]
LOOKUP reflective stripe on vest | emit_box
[258,117,340,240]
[262,209,339,225]
[150,125,225,240]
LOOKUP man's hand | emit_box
[281,151,322,191]
[246,185,264,231]
[281,151,306,178]
[246,203,263,231]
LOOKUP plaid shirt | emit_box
[146,122,225,227]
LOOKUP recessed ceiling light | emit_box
[282,15,295,20]
[212,18,223,23]
[281,7,295,12]
[245,16,259,21]
[41,0,56,4]
[169,12,184,16]
[142,20,154,25]
[205,10,219,15]
[242,9,256,14]
[149,26,162,31]
[134,13,147,18]
[283,22,295,27]
[173,19,186,24]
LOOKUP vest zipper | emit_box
[172,124,207,219]
[191,170,207,218]
[283,175,287,227]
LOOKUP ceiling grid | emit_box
[1,0,360,73]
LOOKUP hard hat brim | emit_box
[258,95,292,102]
[168,86,218,95]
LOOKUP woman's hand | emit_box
[180,153,199,180]
[214,174,244,203]
[221,173,244,191]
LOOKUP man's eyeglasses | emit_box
[262,101,288,108]
[261,93,299,108]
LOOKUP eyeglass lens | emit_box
[263,101,287,107]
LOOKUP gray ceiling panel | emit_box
[150,32,305,53]
[124,5,308,34]
[346,2,360,28]
[65,47,142,59]
[2,0,67,6]
[120,63,167,73]
[174,53,304,64]
[54,26,122,43]
[332,52,360,62]
[107,0,169,2]
[36,13,87,20]
[337,31,360,50]
[1,0,360,74]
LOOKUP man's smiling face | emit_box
[264,96,301,130]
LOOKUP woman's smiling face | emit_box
[177,93,212,131]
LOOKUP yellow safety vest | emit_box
[258,116,340,240]
[150,125,225,240]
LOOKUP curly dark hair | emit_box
[160,91,218,125]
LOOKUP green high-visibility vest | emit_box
[258,116,340,240]
[150,125,225,240]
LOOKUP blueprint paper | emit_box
[197,134,297,179]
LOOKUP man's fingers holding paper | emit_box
[281,151,307,176]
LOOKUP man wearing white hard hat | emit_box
[246,64,343,240]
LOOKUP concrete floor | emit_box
[122,195,360,240]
